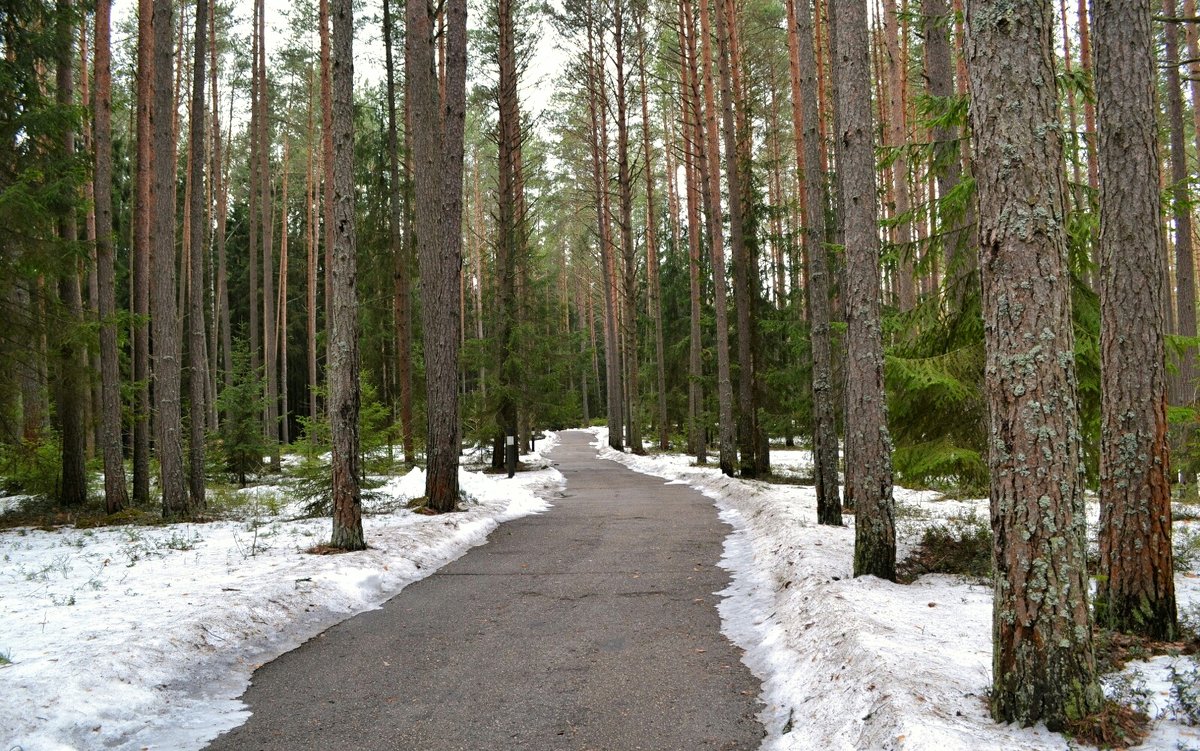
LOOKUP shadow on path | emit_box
[206,430,764,750]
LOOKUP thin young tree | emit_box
[710,0,755,476]
[637,8,669,452]
[833,0,894,578]
[787,0,840,525]
[382,0,415,465]
[55,0,87,508]
[93,0,127,514]
[613,0,644,455]
[1093,0,1177,641]
[132,0,153,507]
[328,0,364,549]
[695,0,736,475]
[151,0,188,517]
[678,0,706,463]
[965,0,1102,727]
[187,0,208,509]
[408,0,468,511]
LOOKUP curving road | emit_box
[205,429,764,750]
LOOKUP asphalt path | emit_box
[205,430,764,750]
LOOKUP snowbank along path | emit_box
[206,429,764,750]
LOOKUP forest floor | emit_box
[2,429,1200,750]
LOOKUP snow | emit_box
[7,426,1200,750]
[590,428,1200,751]
[0,433,563,751]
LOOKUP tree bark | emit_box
[883,0,915,311]
[1093,0,1177,641]
[789,0,841,525]
[638,21,669,452]
[614,0,644,455]
[328,0,364,549]
[965,0,1102,728]
[695,0,736,475]
[151,0,188,517]
[55,0,87,508]
[133,0,153,508]
[186,0,209,510]
[383,0,415,465]
[258,0,279,470]
[922,0,976,300]
[709,0,756,476]
[93,0,128,514]
[408,0,468,511]
[1164,0,1197,405]
[833,0,894,578]
[679,0,707,464]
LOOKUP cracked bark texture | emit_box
[832,0,894,579]
[964,0,1101,727]
[408,0,467,511]
[1094,0,1177,640]
[328,0,364,549]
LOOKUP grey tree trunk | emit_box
[965,0,1102,728]
[187,0,208,510]
[638,24,669,452]
[789,0,841,525]
[328,0,364,550]
[408,0,467,511]
[1093,0,1177,641]
[93,0,128,514]
[833,0,894,578]
[151,0,187,517]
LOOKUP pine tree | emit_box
[965,0,1102,727]
[1093,0,1177,641]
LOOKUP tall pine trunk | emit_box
[833,0,894,579]
[788,0,841,525]
[56,0,87,508]
[1093,0,1177,641]
[133,0,152,508]
[965,0,1102,727]
[695,0,736,475]
[328,0,364,549]
[187,0,208,510]
[93,0,128,514]
[408,0,468,511]
[151,0,188,517]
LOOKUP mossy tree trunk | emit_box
[1093,0,1177,641]
[964,0,1102,728]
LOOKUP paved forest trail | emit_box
[205,430,763,750]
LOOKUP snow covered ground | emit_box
[591,428,1200,751]
[0,434,564,751]
[6,426,1199,750]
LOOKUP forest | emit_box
[0,0,1196,740]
